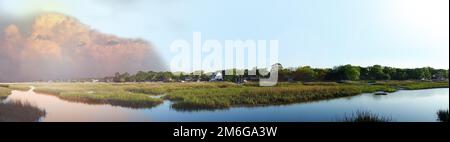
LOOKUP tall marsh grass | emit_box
[374,81,448,90]
[342,111,392,122]
[165,81,448,111]
[437,109,448,122]
[165,85,363,110]
[0,87,12,100]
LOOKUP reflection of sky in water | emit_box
[5,88,449,122]
[5,90,155,122]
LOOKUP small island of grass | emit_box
[0,85,12,100]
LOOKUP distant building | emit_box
[210,72,223,81]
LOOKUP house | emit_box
[210,72,223,81]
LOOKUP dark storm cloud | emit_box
[0,13,167,82]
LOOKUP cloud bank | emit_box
[0,13,166,82]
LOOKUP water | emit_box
[3,88,448,122]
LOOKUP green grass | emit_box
[342,111,392,122]
[373,81,448,90]
[437,109,449,122]
[0,101,46,122]
[121,82,238,95]
[6,84,32,91]
[164,81,448,110]
[164,85,363,110]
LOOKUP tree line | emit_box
[278,64,448,82]
[109,64,448,83]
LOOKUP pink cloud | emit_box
[0,13,165,82]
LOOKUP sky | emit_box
[1,0,449,71]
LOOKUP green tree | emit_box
[327,65,360,81]
[113,72,121,82]
[293,66,317,82]
[341,65,360,81]
[359,67,370,80]
[409,68,430,80]
[135,71,147,82]
[432,69,449,80]
[392,69,408,80]
[314,68,330,81]
[422,67,432,80]
[369,65,387,80]
[383,67,397,80]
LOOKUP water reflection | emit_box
[0,100,46,122]
[5,90,155,122]
[3,88,449,122]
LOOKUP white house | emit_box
[210,72,223,81]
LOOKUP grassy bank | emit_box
[5,81,448,110]
[0,101,46,122]
[0,85,12,100]
[21,82,239,108]
[164,85,362,110]
[6,84,32,91]
[164,81,448,110]
[373,81,449,90]
[8,83,164,108]
[4,82,240,110]
[122,82,238,95]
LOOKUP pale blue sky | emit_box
[1,0,449,69]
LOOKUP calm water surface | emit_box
[3,88,448,122]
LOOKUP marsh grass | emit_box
[122,82,238,95]
[1,84,31,91]
[16,82,239,109]
[342,111,392,122]
[28,83,164,108]
[0,86,12,100]
[165,85,364,110]
[437,109,449,122]
[0,101,46,122]
[165,81,448,111]
[374,81,448,90]
[5,81,448,110]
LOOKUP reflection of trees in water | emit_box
[0,101,46,122]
